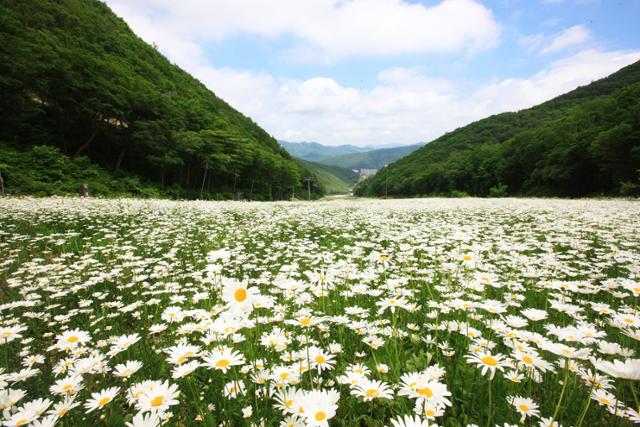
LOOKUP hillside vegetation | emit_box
[356,61,640,197]
[297,159,358,194]
[0,0,322,199]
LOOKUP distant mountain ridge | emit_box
[279,141,369,161]
[318,143,424,170]
[280,140,424,170]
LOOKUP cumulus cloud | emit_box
[468,49,639,113]
[103,1,639,146]
[106,0,501,61]
[190,50,640,146]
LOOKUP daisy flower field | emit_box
[0,197,639,426]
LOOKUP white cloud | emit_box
[106,0,501,62]
[102,1,640,146]
[193,50,640,146]
[540,25,590,54]
[469,50,640,113]
[520,25,591,55]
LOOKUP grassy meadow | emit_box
[0,197,639,427]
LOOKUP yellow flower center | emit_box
[599,397,611,405]
[216,359,231,368]
[481,356,498,366]
[315,355,326,364]
[151,396,164,407]
[300,318,311,326]
[463,255,472,261]
[234,288,247,302]
[285,399,293,409]
[314,411,327,421]
[63,384,73,391]
[522,355,533,365]
[519,404,529,412]
[623,318,634,324]
[67,335,79,343]
[279,372,289,379]
[15,419,29,426]
[365,389,379,398]
[417,387,433,397]
[58,408,69,416]
[98,397,111,407]
[425,409,435,417]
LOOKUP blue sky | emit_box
[106,0,640,146]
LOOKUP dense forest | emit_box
[356,60,640,198]
[0,0,323,199]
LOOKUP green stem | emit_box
[391,309,400,378]
[614,379,620,420]
[576,382,595,427]
[187,377,206,423]
[550,362,570,425]
[371,348,380,369]
[486,379,493,427]
[631,382,640,414]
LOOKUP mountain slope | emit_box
[296,159,358,194]
[0,0,322,199]
[279,141,369,162]
[297,159,357,194]
[319,143,424,170]
[356,61,640,197]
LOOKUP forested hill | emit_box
[318,143,424,170]
[0,0,322,199]
[356,60,640,198]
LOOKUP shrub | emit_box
[489,183,509,197]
